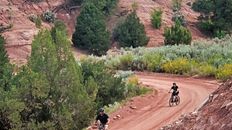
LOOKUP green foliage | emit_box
[0,35,9,71]
[214,30,226,39]
[87,0,118,15]
[198,63,216,77]
[216,64,232,80]
[164,21,192,45]
[114,11,149,48]
[198,20,214,34]
[69,0,84,5]
[72,2,110,56]
[98,36,232,80]
[118,54,133,70]
[42,10,55,23]
[81,59,125,108]
[35,17,42,28]
[192,0,214,14]
[161,58,192,74]
[151,9,162,29]
[51,20,68,43]
[193,0,232,37]
[29,29,94,129]
[142,53,163,72]
[172,0,182,12]
[172,11,186,26]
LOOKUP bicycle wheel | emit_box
[175,95,180,105]
[169,97,174,107]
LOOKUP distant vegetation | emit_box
[113,11,149,48]
[72,2,110,56]
[192,0,232,38]
[163,0,191,45]
[164,21,192,45]
[151,9,162,29]
[98,36,232,80]
[72,0,119,55]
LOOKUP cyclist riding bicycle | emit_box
[169,83,179,100]
[95,108,110,130]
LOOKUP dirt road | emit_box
[109,72,219,130]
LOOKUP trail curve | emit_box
[109,72,219,130]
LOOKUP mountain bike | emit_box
[98,123,108,130]
[169,92,180,107]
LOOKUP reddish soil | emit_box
[104,72,218,130]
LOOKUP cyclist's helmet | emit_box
[99,108,104,113]
[173,82,176,85]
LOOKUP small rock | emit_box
[116,114,121,118]
[130,106,137,109]
[113,116,117,120]
[226,101,232,108]
[221,100,231,109]
[113,115,121,120]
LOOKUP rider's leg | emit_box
[171,93,175,102]
[105,124,109,130]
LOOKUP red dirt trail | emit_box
[108,72,219,130]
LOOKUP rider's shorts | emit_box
[172,90,179,96]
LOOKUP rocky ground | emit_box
[161,79,232,130]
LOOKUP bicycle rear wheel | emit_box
[169,97,174,107]
[175,95,180,105]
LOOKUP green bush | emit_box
[142,53,163,71]
[214,30,226,39]
[131,57,145,71]
[198,20,215,34]
[88,0,118,15]
[72,2,110,56]
[151,9,162,29]
[35,17,42,28]
[172,11,186,26]
[216,64,232,80]
[114,11,149,48]
[192,0,214,14]
[118,54,133,70]
[164,21,192,45]
[0,35,9,79]
[198,63,217,77]
[161,58,192,74]
[193,0,232,37]
[70,0,83,5]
